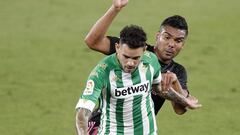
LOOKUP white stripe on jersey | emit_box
[121,72,134,135]
[138,63,150,134]
[109,70,117,134]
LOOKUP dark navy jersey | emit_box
[107,36,189,114]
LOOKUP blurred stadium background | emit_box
[0,0,240,134]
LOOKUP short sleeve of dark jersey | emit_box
[107,36,119,55]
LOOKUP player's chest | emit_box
[108,70,151,99]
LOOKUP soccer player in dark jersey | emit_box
[83,0,201,134]
[76,25,201,135]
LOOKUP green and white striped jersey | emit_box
[76,51,161,135]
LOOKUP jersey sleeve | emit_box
[152,65,161,85]
[149,52,162,84]
[75,64,106,112]
[106,36,119,55]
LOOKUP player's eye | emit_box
[175,38,184,43]
[132,57,140,60]
[163,35,171,40]
[123,55,130,59]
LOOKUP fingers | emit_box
[188,103,202,109]
[162,72,169,91]
[161,74,166,91]
[188,95,197,101]
[187,97,202,109]
[162,71,177,91]
[188,97,198,104]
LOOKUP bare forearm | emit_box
[76,119,88,135]
[157,87,189,107]
[76,108,91,135]
[154,84,201,110]
[172,80,188,97]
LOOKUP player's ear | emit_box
[143,45,147,52]
[115,43,120,53]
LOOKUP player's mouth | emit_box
[125,66,135,73]
[165,49,174,56]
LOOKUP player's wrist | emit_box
[111,4,122,12]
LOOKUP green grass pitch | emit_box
[0,0,240,134]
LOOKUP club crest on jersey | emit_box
[90,70,98,78]
[111,75,120,82]
[83,80,94,95]
[99,63,107,70]
[113,81,149,98]
[141,64,148,73]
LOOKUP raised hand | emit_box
[113,0,129,10]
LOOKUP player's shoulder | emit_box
[171,60,187,75]
[89,56,112,79]
[141,51,159,63]
[95,54,116,71]
[172,60,186,71]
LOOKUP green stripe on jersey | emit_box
[115,70,124,135]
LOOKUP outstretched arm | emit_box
[84,0,129,54]
[171,80,188,114]
[153,83,201,110]
[162,71,189,114]
[75,108,92,135]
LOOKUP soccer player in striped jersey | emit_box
[75,25,201,135]
[83,0,202,134]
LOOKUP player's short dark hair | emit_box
[119,25,147,49]
[160,15,188,36]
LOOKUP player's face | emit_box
[155,25,187,63]
[116,43,146,73]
